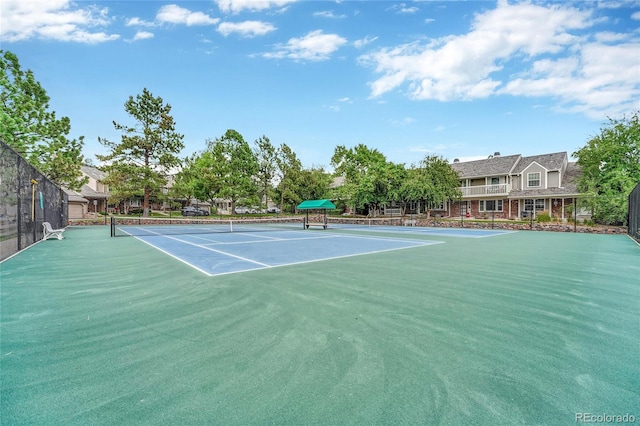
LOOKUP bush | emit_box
[536,211,552,223]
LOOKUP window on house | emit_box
[524,199,545,211]
[430,200,446,211]
[528,172,541,187]
[480,200,503,212]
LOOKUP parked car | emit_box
[267,207,281,213]
[181,206,208,216]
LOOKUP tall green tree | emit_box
[0,50,86,189]
[190,149,225,210]
[206,129,259,214]
[400,155,462,217]
[97,88,184,217]
[169,154,201,209]
[573,112,640,225]
[296,166,332,202]
[331,144,392,216]
[254,135,278,211]
[273,143,302,213]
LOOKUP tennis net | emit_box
[110,216,305,237]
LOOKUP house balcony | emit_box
[459,183,511,198]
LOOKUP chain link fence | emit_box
[1,140,68,261]
[629,182,640,244]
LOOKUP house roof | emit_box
[63,188,89,203]
[508,161,581,198]
[512,152,567,174]
[296,199,336,210]
[450,154,521,178]
[81,165,107,181]
[80,184,109,199]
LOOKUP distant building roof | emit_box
[81,165,108,181]
[63,188,89,203]
[450,154,521,178]
[80,184,109,199]
[512,152,567,174]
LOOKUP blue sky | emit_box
[2,0,639,169]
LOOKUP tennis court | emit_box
[1,223,638,425]
[111,218,506,276]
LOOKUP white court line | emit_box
[201,234,338,246]
[319,229,438,244]
[181,231,283,244]
[127,226,443,277]
[161,234,272,267]
[206,240,444,278]
[126,227,271,270]
[130,236,214,276]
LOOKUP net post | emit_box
[110,216,115,237]
[229,219,233,232]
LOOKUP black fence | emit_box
[629,182,640,244]
[0,140,68,261]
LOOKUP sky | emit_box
[2,0,639,170]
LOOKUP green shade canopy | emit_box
[296,199,336,210]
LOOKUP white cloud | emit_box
[354,35,378,49]
[126,17,155,27]
[217,21,276,37]
[502,40,640,118]
[386,3,419,14]
[398,6,419,14]
[215,0,297,14]
[156,5,219,26]
[264,30,347,61]
[361,1,640,118]
[313,11,347,19]
[338,97,352,103]
[632,11,640,20]
[0,0,118,43]
[133,31,154,41]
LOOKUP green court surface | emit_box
[1,226,638,425]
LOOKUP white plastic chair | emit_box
[42,222,65,240]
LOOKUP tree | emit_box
[97,88,184,217]
[573,112,640,225]
[254,136,278,211]
[413,155,462,218]
[169,154,201,209]
[331,144,393,216]
[0,50,86,190]
[296,166,332,202]
[206,129,259,214]
[274,143,302,213]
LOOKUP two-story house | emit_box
[66,166,110,219]
[450,151,582,221]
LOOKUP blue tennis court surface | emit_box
[133,229,442,276]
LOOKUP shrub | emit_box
[536,211,552,223]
